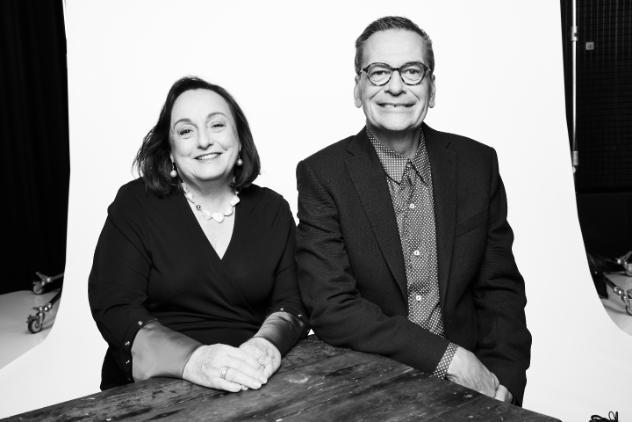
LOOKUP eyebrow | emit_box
[172,112,227,127]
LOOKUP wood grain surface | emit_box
[4,336,559,421]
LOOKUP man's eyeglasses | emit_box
[360,62,431,86]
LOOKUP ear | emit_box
[353,75,362,108]
[429,74,436,108]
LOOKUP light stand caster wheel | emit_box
[32,282,44,295]
[27,309,45,333]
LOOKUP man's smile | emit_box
[377,102,415,108]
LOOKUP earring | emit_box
[236,157,243,166]
[170,161,178,178]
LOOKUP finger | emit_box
[189,363,243,392]
[495,385,512,403]
[257,355,274,378]
[250,348,272,374]
[479,381,495,398]
[490,372,500,389]
[222,367,263,390]
[228,347,266,372]
[220,346,267,381]
[479,372,497,397]
[238,348,271,378]
[214,376,247,393]
[225,355,268,384]
[252,353,267,370]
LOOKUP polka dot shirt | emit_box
[368,129,457,378]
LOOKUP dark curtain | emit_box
[0,0,69,293]
[559,0,632,257]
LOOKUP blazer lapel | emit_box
[345,128,407,298]
[424,123,457,305]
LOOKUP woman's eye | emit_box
[209,121,226,130]
[175,127,195,138]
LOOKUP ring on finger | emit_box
[220,366,229,380]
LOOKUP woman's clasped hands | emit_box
[182,338,281,392]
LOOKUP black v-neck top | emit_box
[89,179,305,388]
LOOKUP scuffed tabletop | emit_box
[4,336,559,421]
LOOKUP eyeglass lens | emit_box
[365,63,427,86]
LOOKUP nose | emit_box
[197,126,214,149]
[385,70,405,94]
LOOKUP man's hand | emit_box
[494,384,513,403]
[446,346,499,397]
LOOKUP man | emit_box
[296,16,531,404]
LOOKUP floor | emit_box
[0,288,60,370]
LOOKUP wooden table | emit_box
[4,336,559,421]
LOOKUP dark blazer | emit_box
[296,124,531,403]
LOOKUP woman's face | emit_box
[169,89,240,189]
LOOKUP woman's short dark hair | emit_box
[354,16,435,75]
[134,76,261,196]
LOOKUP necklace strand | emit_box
[182,183,239,223]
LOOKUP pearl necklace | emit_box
[182,183,240,223]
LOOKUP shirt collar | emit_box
[368,128,431,185]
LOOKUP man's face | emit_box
[354,29,435,137]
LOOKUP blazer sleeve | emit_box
[473,149,531,404]
[296,160,450,374]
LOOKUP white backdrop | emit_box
[0,1,630,420]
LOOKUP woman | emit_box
[89,76,307,392]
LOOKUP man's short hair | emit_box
[354,16,435,76]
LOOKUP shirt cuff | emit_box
[432,342,458,378]
[254,310,307,355]
[131,321,202,381]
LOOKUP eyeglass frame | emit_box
[359,61,432,86]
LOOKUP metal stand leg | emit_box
[27,272,63,333]
[32,272,64,295]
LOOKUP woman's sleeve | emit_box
[131,321,201,381]
[88,185,199,382]
[255,199,309,355]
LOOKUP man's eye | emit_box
[404,68,422,76]
[370,69,389,77]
